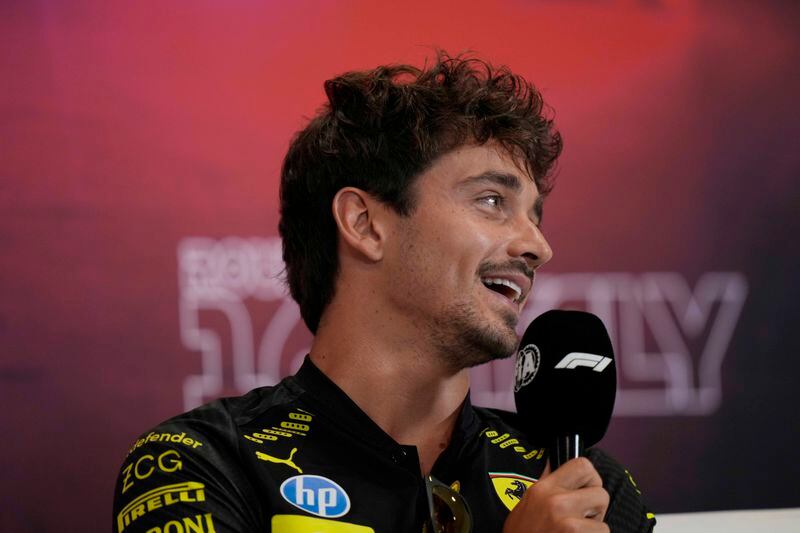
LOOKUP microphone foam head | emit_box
[513,310,616,447]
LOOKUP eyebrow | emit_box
[463,170,522,191]
[461,170,545,223]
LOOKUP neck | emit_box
[309,297,470,475]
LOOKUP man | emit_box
[113,53,655,532]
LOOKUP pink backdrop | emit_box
[2,1,799,530]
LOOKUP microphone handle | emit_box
[551,434,584,469]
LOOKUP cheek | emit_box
[433,219,500,285]
[395,208,502,295]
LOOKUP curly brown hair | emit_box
[279,51,563,332]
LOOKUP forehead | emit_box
[415,143,538,195]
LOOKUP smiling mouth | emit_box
[481,277,523,304]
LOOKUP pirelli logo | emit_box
[117,481,206,532]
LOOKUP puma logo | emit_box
[256,447,303,473]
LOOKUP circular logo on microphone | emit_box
[514,343,540,392]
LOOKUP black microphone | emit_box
[513,310,616,469]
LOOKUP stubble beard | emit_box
[430,300,520,371]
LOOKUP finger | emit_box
[562,517,610,533]
[548,486,609,521]
[539,459,552,480]
[580,486,610,522]
[545,457,603,490]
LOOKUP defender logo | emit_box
[280,475,350,518]
[555,352,612,372]
[514,344,541,392]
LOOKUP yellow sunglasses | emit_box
[422,475,472,533]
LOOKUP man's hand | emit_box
[503,457,610,533]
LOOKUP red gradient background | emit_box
[2,1,799,530]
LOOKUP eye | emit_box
[479,194,505,209]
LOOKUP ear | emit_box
[331,187,389,262]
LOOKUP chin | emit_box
[476,308,520,357]
[462,324,519,367]
[433,307,520,370]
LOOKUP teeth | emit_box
[482,277,523,303]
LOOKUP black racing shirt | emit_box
[113,358,656,532]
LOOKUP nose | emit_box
[507,216,553,270]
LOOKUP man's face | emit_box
[382,143,553,370]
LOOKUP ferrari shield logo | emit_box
[489,473,537,511]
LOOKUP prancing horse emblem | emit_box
[256,447,303,474]
[505,480,527,501]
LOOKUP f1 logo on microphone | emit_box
[555,353,612,372]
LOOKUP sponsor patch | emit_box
[121,449,183,494]
[271,515,374,532]
[117,481,206,532]
[144,513,216,533]
[280,475,351,518]
[127,431,204,456]
[514,344,540,392]
[256,447,303,474]
[489,472,537,511]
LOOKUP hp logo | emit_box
[280,475,351,518]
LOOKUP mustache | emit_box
[477,259,534,281]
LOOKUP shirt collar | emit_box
[292,356,481,455]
